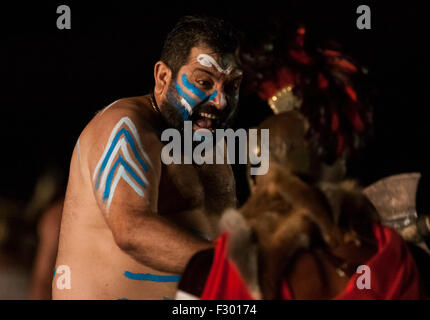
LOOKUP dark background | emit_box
[1,1,429,212]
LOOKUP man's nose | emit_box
[209,90,227,111]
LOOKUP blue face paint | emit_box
[175,82,198,107]
[117,298,129,300]
[208,90,218,102]
[171,74,219,121]
[169,97,190,120]
[124,271,180,282]
[181,74,207,100]
[167,92,190,121]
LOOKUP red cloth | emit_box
[201,224,422,300]
[201,231,255,300]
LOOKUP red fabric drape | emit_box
[201,224,422,300]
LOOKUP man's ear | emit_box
[154,61,172,97]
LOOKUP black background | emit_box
[1,1,429,213]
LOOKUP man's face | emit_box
[161,46,243,131]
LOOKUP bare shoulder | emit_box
[89,96,158,138]
[81,96,160,150]
[70,95,164,216]
[78,95,163,181]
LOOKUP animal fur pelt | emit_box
[219,162,378,299]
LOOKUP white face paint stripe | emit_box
[106,167,145,214]
[180,97,193,115]
[197,54,233,75]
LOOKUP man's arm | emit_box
[87,107,212,274]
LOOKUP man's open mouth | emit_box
[193,112,219,132]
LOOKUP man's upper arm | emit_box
[87,109,161,224]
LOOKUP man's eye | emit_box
[196,80,212,89]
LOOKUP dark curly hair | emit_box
[160,15,242,78]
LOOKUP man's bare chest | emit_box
[157,162,236,216]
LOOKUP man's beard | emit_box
[159,84,237,132]
[159,96,185,131]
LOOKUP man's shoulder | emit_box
[78,95,163,164]
[83,95,159,142]
[94,95,155,128]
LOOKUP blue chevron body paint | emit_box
[95,127,148,189]
[124,271,180,282]
[93,117,152,213]
[103,155,146,200]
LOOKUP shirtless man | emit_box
[53,16,243,300]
